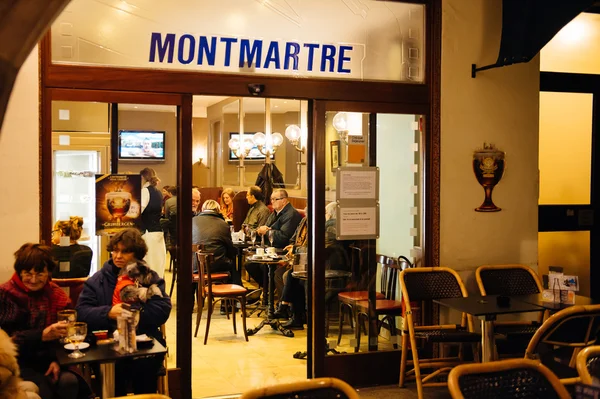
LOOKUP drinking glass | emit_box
[250,230,257,247]
[268,230,275,247]
[57,309,77,343]
[67,322,88,358]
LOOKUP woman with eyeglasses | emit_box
[50,216,93,278]
[0,243,91,399]
[76,228,171,396]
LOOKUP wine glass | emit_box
[67,322,88,358]
[268,230,275,247]
[57,309,77,343]
[250,230,257,247]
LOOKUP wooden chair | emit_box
[353,256,403,351]
[576,345,600,385]
[475,264,545,355]
[336,248,385,345]
[194,250,249,344]
[240,377,359,399]
[448,358,571,399]
[399,267,480,399]
[525,304,600,385]
[53,277,88,305]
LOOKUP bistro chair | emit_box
[353,256,403,351]
[240,377,359,399]
[448,358,571,399]
[476,264,545,356]
[525,304,600,385]
[576,345,600,385]
[399,267,480,399]
[53,277,88,305]
[194,250,248,344]
[190,244,230,311]
[336,248,385,345]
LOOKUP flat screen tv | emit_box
[228,133,274,161]
[119,130,165,161]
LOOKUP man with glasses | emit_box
[246,189,302,289]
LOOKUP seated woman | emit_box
[220,188,235,223]
[76,229,171,396]
[51,217,93,278]
[0,243,91,399]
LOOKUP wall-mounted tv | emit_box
[228,133,274,161]
[119,130,165,161]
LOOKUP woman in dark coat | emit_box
[76,228,171,396]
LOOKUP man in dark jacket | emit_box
[246,189,302,288]
[243,186,271,229]
[76,228,171,396]
[191,199,241,285]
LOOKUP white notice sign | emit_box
[338,207,378,239]
[338,169,378,200]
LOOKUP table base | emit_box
[481,319,496,363]
[100,363,115,399]
[247,318,295,337]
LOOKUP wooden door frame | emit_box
[540,71,600,300]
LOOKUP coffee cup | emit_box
[256,247,265,256]
[266,247,276,255]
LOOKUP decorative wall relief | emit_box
[473,143,505,212]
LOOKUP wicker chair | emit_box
[240,377,359,399]
[525,304,600,385]
[475,264,545,356]
[194,250,248,344]
[576,345,600,385]
[448,358,571,399]
[399,267,480,399]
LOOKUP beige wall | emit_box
[441,0,540,293]
[0,47,40,282]
[117,110,178,188]
[192,117,210,187]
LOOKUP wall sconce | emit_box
[285,124,306,189]
[253,131,283,164]
[332,112,363,143]
[197,157,204,166]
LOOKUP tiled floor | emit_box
[163,268,450,399]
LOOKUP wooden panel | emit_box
[323,351,401,387]
[50,88,183,105]
[288,197,307,210]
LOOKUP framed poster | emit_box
[95,174,142,235]
[330,140,341,170]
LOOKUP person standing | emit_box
[140,168,166,277]
[50,216,93,278]
[242,186,271,230]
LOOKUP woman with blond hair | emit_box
[50,216,93,278]
[220,188,235,223]
[140,167,166,277]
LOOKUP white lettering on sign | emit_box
[149,33,353,74]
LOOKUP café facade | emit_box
[0,0,550,398]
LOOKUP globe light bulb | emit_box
[253,132,266,146]
[285,125,301,141]
[272,132,284,147]
[228,137,240,150]
[242,138,254,151]
[332,112,348,132]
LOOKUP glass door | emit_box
[309,101,427,386]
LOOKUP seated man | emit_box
[243,186,271,230]
[245,189,302,288]
[192,200,241,286]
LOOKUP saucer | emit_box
[64,342,90,350]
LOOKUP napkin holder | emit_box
[116,312,137,353]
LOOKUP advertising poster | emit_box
[95,174,142,235]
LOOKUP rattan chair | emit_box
[448,358,571,399]
[525,304,600,385]
[399,267,480,399]
[194,250,248,344]
[577,345,600,385]
[239,377,359,399]
[475,264,545,356]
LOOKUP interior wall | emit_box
[0,47,39,282]
[192,117,210,187]
[117,110,178,188]
[441,0,540,293]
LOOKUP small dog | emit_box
[118,262,163,304]
[0,328,40,399]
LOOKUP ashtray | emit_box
[92,330,108,340]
